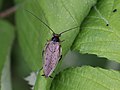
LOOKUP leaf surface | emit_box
[0,20,14,89]
[72,0,120,63]
[14,0,99,90]
[51,66,120,90]
[15,0,96,71]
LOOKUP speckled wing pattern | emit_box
[43,41,61,77]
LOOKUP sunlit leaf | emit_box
[72,0,120,63]
[16,0,97,90]
[51,66,120,90]
[15,0,96,71]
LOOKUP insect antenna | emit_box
[25,10,55,34]
[59,26,79,36]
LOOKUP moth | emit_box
[26,10,79,78]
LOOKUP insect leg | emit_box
[59,55,62,61]
[40,67,43,70]
[42,50,44,57]
[41,74,45,77]
[49,76,53,78]
[41,74,45,76]
[36,67,43,75]
[41,74,53,78]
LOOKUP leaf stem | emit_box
[0,6,17,18]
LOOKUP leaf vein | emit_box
[67,71,111,90]
[81,26,120,38]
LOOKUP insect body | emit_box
[43,34,61,77]
[26,10,79,78]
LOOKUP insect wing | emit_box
[43,41,61,77]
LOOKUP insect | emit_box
[26,10,79,78]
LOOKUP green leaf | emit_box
[15,0,97,71]
[12,0,99,90]
[0,20,14,89]
[72,0,120,63]
[34,70,53,90]
[1,59,12,90]
[51,66,120,90]
[12,42,31,77]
